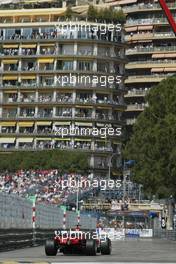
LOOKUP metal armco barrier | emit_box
[0,228,56,251]
[0,193,97,250]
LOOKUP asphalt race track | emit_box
[0,238,176,263]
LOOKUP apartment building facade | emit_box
[0,6,126,177]
[119,0,176,126]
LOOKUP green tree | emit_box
[87,5,126,23]
[0,150,88,172]
[87,5,98,21]
[64,6,73,19]
[124,75,176,198]
[112,9,126,24]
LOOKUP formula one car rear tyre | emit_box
[45,240,57,256]
[85,239,97,256]
[100,238,111,255]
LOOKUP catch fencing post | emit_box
[77,210,80,225]
[62,206,67,229]
[28,196,37,246]
[32,199,37,245]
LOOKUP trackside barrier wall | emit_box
[0,192,96,229]
[154,229,176,240]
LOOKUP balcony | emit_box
[56,94,73,103]
[19,111,35,118]
[124,89,148,97]
[123,2,176,13]
[37,110,53,118]
[38,95,53,103]
[126,46,176,55]
[2,27,122,43]
[21,64,37,72]
[3,48,19,56]
[94,145,113,152]
[126,59,176,70]
[126,118,137,125]
[125,74,170,83]
[126,103,148,112]
[75,112,92,119]
[2,111,17,118]
[21,48,37,56]
[56,109,72,118]
[125,17,176,27]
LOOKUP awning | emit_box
[40,43,55,47]
[3,76,18,80]
[54,121,71,125]
[4,90,17,93]
[21,75,36,80]
[164,68,176,72]
[151,68,164,72]
[2,60,18,64]
[74,138,91,142]
[19,90,35,93]
[38,58,54,63]
[125,26,137,32]
[152,54,165,58]
[36,121,52,126]
[163,53,176,58]
[96,106,111,109]
[138,25,153,30]
[23,0,54,3]
[21,44,37,48]
[18,122,34,127]
[137,40,152,43]
[1,122,16,126]
[95,139,109,142]
[0,138,15,143]
[36,138,52,141]
[119,0,137,4]
[96,123,105,127]
[17,138,34,143]
[75,105,93,109]
[75,122,92,127]
[55,138,71,141]
[3,44,19,48]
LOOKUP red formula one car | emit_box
[45,226,111,256]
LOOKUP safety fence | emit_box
[0,192,96,229]
[0,192,97,250]
[153,229,176,240]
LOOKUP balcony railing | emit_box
[127,59,176,65]
[124,90,147,97]
[123,2,176,13]
[126,74,173,80]
[0,142,114,152]
[125,32,175,42]
[1,30,122,43]
[126,17,176,26]
[126,104,147,111]
[126,46,176,54]
[0,50,120,58]
[126,118,137,125]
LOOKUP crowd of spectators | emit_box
[0,170,96,205]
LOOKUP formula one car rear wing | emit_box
[158,0,176,35]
